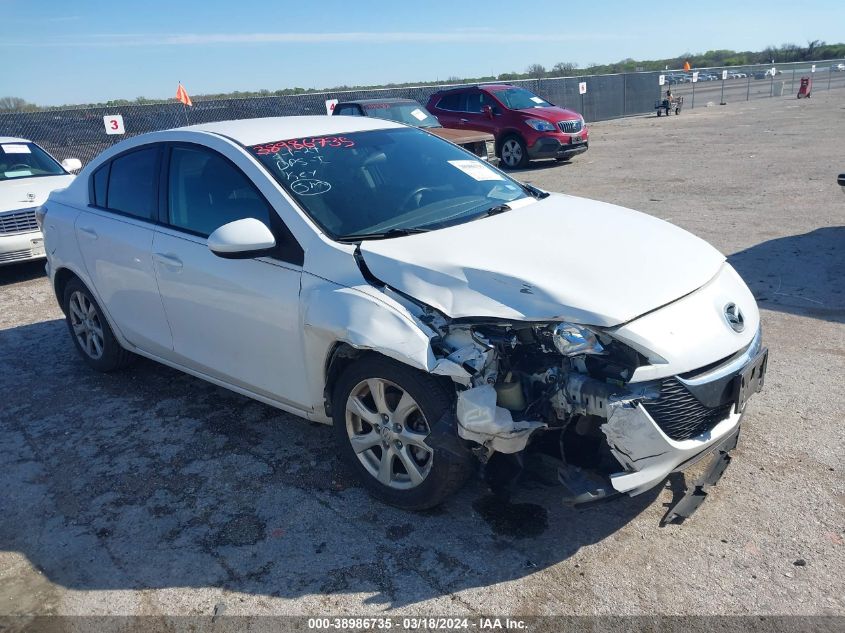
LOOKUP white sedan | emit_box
[1,137,80,265]
[42,116,767,518]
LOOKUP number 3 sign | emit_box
[103,115,125,135]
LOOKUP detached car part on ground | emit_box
[331,98,497,165]
[0,137,80,266]
[41,116,766,522]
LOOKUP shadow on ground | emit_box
[729,226,845,323]
[0,260,46,286]
[0,319,657,607]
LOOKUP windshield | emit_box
[362,102,441,128]
[491,87,552,110]
[249,128,528,240]
[0,142,65,181]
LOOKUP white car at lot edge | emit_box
[41,116,767,519]
[1,137,80,265]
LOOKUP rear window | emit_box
[361,102,440,128]
[106,147,159,220]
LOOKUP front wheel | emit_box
[499,135,529,169]
[332,355,472,510]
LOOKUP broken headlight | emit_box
[551,322,605,356]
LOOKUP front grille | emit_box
[558,119,583,134]
[0,209,39,235]
[642,377,732,441]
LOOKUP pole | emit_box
[691,79,696,109]
[181,102,190,126]
[791,68,795,96]
[720,75,725,105]
[746,72,751,101]
[828,67,832,91]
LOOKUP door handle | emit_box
[153,252,183,270]
[78,226,98,239]
[460,118,469,123]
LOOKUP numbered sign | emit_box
[578,81,587,95]
[722,69,728,80]
[103,115,125,135]
[811,64,816,73]
[325,99,338,115]
[771,67,777,76]
[692,71,699,83]
[659,74,665,86]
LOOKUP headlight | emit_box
[524,118,557,132]
[552,322,605,356]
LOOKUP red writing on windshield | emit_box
[252,136,355,155]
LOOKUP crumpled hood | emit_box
[0,175,74,213]
[359,194,726,326]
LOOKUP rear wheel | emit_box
[63,278,134,372]
[332,355,472,510]
[499,135,528,169]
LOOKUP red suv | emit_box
[427,84,588,169]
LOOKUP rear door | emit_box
[151,143,309,407]
[430,92,465,127]
[76,145,173,356]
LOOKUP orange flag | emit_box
[683,61,691,71]
[176,83,193,107]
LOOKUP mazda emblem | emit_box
[724,303,745,333]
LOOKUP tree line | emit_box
[2,41,843,112]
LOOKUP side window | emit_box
[167,146,272,238]
[106,147,159,220]
[335,105,362,116]
[91,163,110,207]
[437,93,465,112]
[480,92,501,114]
[465,92,483,113]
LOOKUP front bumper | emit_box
[528,135,589,160]
[0,230,46,266]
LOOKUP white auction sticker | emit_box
[448,160,503,181]
[579,81,587,94]
[325,99,338,115]
[410,108,428,121]
[1,144,31,154]
[103,115,125,135]
[530,96,545,104]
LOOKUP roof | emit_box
[0,136,30,144]
[336,98,419,105]
[177,115,403,146]
[434,83,514,94]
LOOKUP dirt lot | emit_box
[1,92,843,622]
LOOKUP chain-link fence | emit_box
[3,59,843,166]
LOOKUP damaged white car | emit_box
[42,116,767,519]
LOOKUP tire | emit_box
[499,135,529,169]
[332,354,473,510]
[63,278,134,372]
[657,109,663,117]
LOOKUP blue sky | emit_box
[1,0,842,105]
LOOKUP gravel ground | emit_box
[1,91,843,622]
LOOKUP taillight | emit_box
[35,206,47,230]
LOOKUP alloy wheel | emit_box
[501,139,523,168]
[68,291,105,360]
[345,378,433,490]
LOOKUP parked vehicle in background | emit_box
[831,63,845,72]
[332,98,496,164]
[427,84,587,169]
[1,137,81,266]
[42,115,767,518]
[753,71,768,79]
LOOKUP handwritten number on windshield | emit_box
[252,136,354,155]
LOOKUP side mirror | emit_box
[208,218,276,259]
[61,158,82,173]
[839,174,845,192]
[482,105,494,119]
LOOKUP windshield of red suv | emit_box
[249,127,528,241]
[490,87,552,110]
[362,102,441,128]
[0,142,65,181]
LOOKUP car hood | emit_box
[359,194,726,326]
[518,106,580,122]
[428,127,494,144]
[0,175,75,213]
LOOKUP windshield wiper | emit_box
[473,203,512,220]
[338,227,430,242]
[521,182,550,199]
